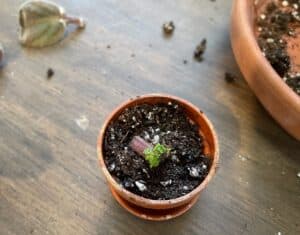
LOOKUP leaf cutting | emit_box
[19,0,86,48]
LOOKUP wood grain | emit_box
[0,0,299,234]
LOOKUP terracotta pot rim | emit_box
[232,0,300,103]
[109,185,199,221]
[97,93,219,207]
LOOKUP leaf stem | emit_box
[129,136,152,158]
[62,15,86,29]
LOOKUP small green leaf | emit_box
[144,143,170,168]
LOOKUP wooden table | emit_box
[1,0,299,234]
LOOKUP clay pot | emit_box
[97,94,219,221]
[231,0,300,140]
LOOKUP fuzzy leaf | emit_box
[19,0,64,27]
[19,0,85,48]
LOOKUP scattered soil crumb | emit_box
[162,21,175,35]
[194,39,207,62]
[47,68,54,79]
[225,72,236,83]
[183,59,188,64]
[106,45,111,49]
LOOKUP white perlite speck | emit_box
[297,172,300,178]
[282,1,289,7]
[188,167,199,178]
[171,155,179,162]
[75,115,89,130]
[108,163,115,172]
[152,135,160,144]
[260,14,266,20]
[292,11,300,21]
[135,181,147,192]
[146,112,153,120]
[183,186,189,190]
[160,180,172,187]
[144,133,150,140]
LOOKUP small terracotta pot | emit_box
[97,94,219,221]
[231,0,300,140]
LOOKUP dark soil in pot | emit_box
[255,0,300,96]
[103,102,211,200]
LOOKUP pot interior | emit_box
[253,0,300,73]
[102,96,217,164]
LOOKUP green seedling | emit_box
[130,136,171,168]
[144,143,170,168]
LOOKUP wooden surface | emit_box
[0,0,299,234]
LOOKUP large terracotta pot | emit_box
[231,0,300,140]
[97,94,219,221]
